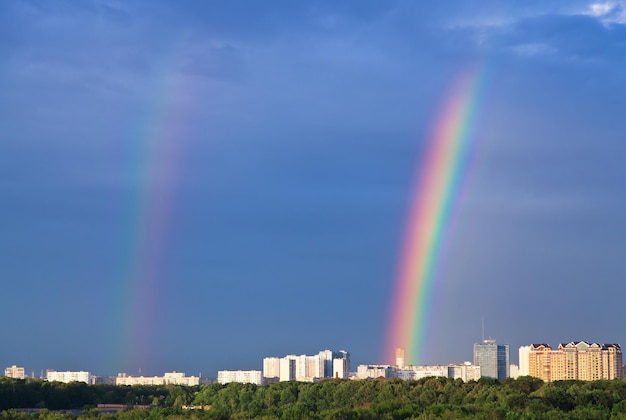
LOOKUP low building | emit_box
[115,371,200,386]
[91,376,116,385]
[356,365,394,379]
[447,362,481,382]
[356,363,480,381]
[5,365,25,379]
[217,370,263,385]
[46,370,91,384]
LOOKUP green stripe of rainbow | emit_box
[386,66,487,365]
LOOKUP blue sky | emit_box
[2,0,626,377]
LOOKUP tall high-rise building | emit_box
[474,339,509,380]
[332,350,350,379]
[263,357,281,381]
[279,356,296,382]
[519,345,531,376]
[527,341,622,382]
[319,350,334,378]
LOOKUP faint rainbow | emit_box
[116,59,192,372]
[386,66,487,365]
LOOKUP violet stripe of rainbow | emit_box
[386,66,486,365]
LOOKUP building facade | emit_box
[263,349,350,382]
[217,370,263,385]
[5,365,25,379]
[46,371,91,384]
[115,371,200,386]
[263,357,281,381]
[527,341,622,382]
[519,345,531,376]
[332,350,350,379]
[356,363,480,381]
[474,339,509,380]
[356,365,394,379]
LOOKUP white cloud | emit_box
[580,1,626,24]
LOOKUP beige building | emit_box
[528,341,622,382]
[47,370,91,384]
[5,365,25,379]
[115,371,200,386]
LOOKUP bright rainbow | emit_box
[386,66,486,365]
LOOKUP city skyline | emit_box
[5,338,623,381]
[3,0,626,375]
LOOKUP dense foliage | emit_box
[5,376,626,418]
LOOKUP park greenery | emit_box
[3,376,626,418]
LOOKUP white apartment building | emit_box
[115,371,200,386]
[333,350,350,379]
[333,358,349,379]
[519,346,530,376]
[356,365,394,379]
[294,354,324,382]
[5,365,25,379]
[395,365,448,380]
[447,363,481,382]
[509,364,520,379]
[356,363,480,382]
[217,370,263,386]
[263,357,281,380]
[279,355,296,382]
[46,371,91,384]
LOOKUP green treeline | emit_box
[4,376,626,419]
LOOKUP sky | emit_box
[2,0,626,378]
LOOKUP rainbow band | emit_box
[386,67,486,365]
[114,64,191,372]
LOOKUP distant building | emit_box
[263,357,281,381]
[474,339,509,380]
[91,376,116,385]
[395,348,405,369]
[447,363,481,382]
[394,365,447,380]
[263,349,350,382]
[319,350,336,378]
[279,355,296,382]
[333,350,350,379]
[356,362,480,382]
[509,364,519,379]
[47,371,91,384]
[356,365,394,379]
[519,345,531,376]
[217,370,263,385]
[393,363,481,381]
[115,371,200,386]
[527,341,622,382]
[295,354,323,381]
[5,365,25,379]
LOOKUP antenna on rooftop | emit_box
[482,316,485,342]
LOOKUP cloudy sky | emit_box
[2,0,626,377]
